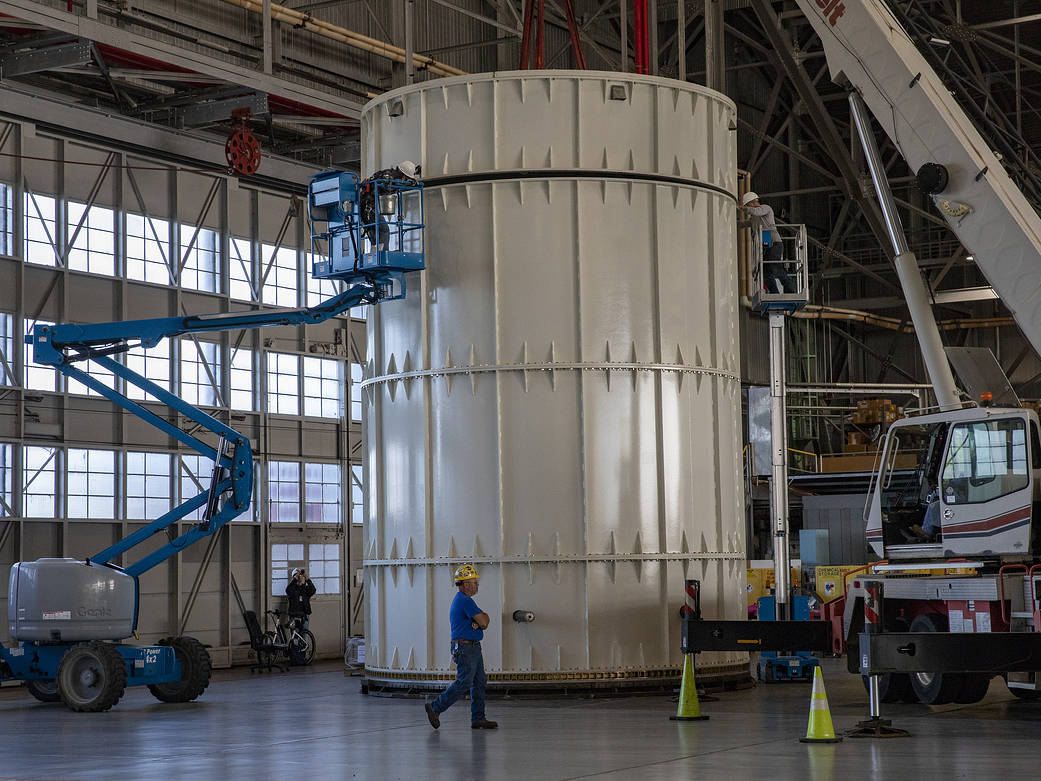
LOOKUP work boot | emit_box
[424,703,440,730]
[471,719,498,729]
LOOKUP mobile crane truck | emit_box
[787,0,1041,707]
[684,0,1041,720]
[1,170,423,711]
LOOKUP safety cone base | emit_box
[799,735,842,743]
[670,714,710,721]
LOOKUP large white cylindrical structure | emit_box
[361,71,746,689]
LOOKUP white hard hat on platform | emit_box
[398,160,419,179]
[741,191,759,205]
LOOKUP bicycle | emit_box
[264,609,317,666]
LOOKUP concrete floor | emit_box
[2,658,1041,780]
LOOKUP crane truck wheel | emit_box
[859,617,913,702]
[908,613,964,705]
[56,641,128,712]
[147,636,212,703]
[861,672,913,703]
[26,679,61,703]
[953,674,992,704]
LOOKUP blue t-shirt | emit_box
[450,591,484,641]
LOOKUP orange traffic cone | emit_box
[800,665,842,743]
[670,653,709,721]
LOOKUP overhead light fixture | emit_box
[928,36,951,46]
[965,255,974,261]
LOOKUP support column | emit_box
[704,0,725,92]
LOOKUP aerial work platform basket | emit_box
[750,223,809,314]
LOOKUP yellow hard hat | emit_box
[453,564,479,583]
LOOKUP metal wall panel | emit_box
[362,71,747,688]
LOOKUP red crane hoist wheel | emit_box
[226,108,261,176]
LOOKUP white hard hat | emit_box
[398,160,419,179]
[741,191,759,205]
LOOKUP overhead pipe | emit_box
[223,0,465,79]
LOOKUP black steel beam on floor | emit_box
[682,618,831,654]
[860,631,1041,674]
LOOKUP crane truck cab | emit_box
[867,404,1041,561]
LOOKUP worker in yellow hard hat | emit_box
[423,564,497,731]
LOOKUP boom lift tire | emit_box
[26,679,61,703]
[56,641,128,712]
[908,613,964,705]
[147,636,212,703]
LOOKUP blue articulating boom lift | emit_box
[1,170,423,711]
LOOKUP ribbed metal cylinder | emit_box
[360,71,746,690]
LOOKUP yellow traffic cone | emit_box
[800,665,842,743]
[670,653,709,721]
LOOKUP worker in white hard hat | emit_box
[423,564,498,731]
[738,191,793,293]
[359,160,422,251]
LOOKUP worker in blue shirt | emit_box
[424,564,498,730]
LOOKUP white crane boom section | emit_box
[793,0,1041,354]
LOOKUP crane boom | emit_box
[793,0,1041,354]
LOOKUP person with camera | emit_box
[423,564,498,730]
[285,568,317,632]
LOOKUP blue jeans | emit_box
[430,642,486,724]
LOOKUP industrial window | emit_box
[260,244,298,307]
[66,357,117,398]
[351,464,363,526]
[67,201,115,276]
[180,225,219,293]
[181,339,221,407]
[306,253,341,306]
[268,460,300,523]
[229,347,254,411]
[302,356,342,418]
[126,212,171,285]
[229,237,255,301]
[271,543,304,597]
[179,454,207,522]
[23,446,58,518]
[942,418,1029,504]
[0,442,12,517]
[67,448,116,519]
[23,319,57,392]
[0,182,13,256]
[350,363,363,422]
[351,304,367,320]
[65,329,117,397]
[126,452,172,520]
[308,543,340,594]
[0,313,14,386]
[304,462,341,524]
[24,192,58,266]
[126,340,170,401]
[266,352,300,415]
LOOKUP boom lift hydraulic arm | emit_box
[25,285,381,577]
[3,170,424,713]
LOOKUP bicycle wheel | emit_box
[290,629,317,665]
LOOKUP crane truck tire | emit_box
[858,616,915,702]
[953,673,992,704]
[26,679,61,703]
[908,613,964,705]
[148,636,212,703]
[56,641,128,712]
